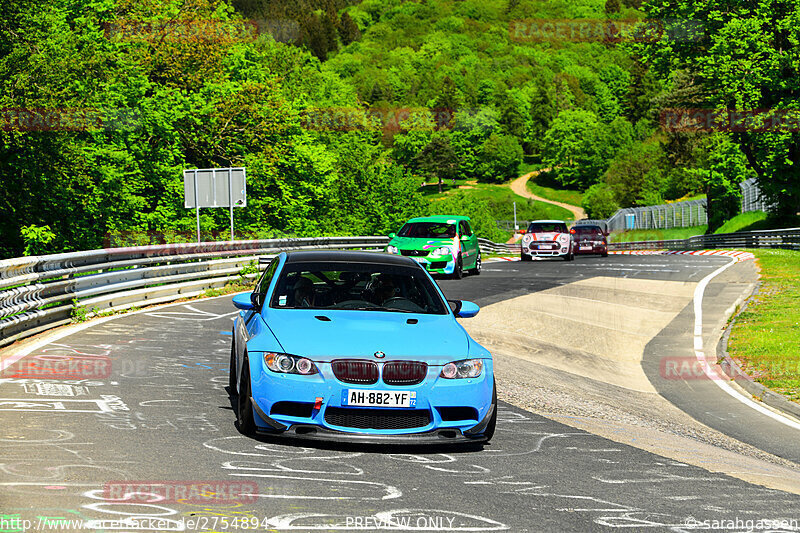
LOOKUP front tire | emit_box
[236,356,256,436]
[469,253,481,275]
[452,255,463,279]
[521,252,532,262]
[563,245,574,261]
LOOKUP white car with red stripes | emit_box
[519,220,573,261]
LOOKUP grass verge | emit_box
[608,226,707,243]
[727,249,800,403]
[714,211,770,234]
[525,174,584,207]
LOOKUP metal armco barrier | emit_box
[0,237,387,349]
[608,227,800,252]
[477,238,520,254]
[3,229,796,349]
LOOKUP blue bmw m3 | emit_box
[229,250,497,444]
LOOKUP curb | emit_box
[716,286,800,422]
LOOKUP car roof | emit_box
[528,219,567,224]
[405,215,470,224]
[284,250,417,267]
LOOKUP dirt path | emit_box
[510,170,586,221]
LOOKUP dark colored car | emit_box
[570,225,609,257]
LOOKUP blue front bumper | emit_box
[248,357,494,442]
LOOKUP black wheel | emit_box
[521,252,532,262]
[228,338,237,392]
[563,245,574,261]
[483,378,498,442]
[452,255,463,279]
[469,253,481,275]
[236,356,256,435]
[601,251,608,257]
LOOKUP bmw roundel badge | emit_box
[374,351,386,359]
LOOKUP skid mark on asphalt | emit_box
[145,304,238,321]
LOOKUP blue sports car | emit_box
[229,250,497,443]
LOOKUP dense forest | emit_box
[0,0,798,257]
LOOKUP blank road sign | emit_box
[184,168,247,208]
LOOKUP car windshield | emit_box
[528,222,567,233]
[269,262,448,314]
[573,226,604,235]
[398,222,457,239]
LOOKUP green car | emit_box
[385,215,481,278]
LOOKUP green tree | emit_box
[604,140,667,207]
[582,184,620,219]
[705,135,750,233]
[338,12,361,45]
[20,224,56,256]
[415,133,460,193]
[636,0,800,218]
[542,110,608,189]
[476,134,523,183]
[605,0,621,15]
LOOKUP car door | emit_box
[459,220,478,267]
[235,258,278,380]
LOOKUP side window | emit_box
[254,259,278,308]
[462,221,473,236]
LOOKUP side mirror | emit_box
[456,300,479,318]
[517,229,526,235]
[233,292,255,311]
[460,234,470,240]
[388,233,396,239]
[449,300,479,318]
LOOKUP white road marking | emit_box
[693,259,800,432]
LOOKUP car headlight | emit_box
[264,353,318,375]
[440,359,483,379]
[557,234,569,243]
[386,245,398,254]
[522,234,532,243]
[431,246,451,257]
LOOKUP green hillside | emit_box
[1,0,797,257]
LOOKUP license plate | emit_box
[580,246,591,250]
[342,389,416,408]
[537,245,553,250]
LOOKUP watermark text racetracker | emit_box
[660,356,800,381]
[0,108,139,132]
[661,108,800,132]
[509,18,704,43]
[103,480,258,504]
[1,356,112,380]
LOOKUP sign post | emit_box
[513,201,518,230]
[183,167,247,243]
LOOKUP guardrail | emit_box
[478,238,520,254]
[608,227,800,252]
[0,237,388,349]
[3,228,797,350]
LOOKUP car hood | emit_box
[390,236,457,251]
[526,232,565,241]
[262,309,469,364]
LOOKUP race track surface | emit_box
[2,255,799,532]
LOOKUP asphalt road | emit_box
[1,255,800,532]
